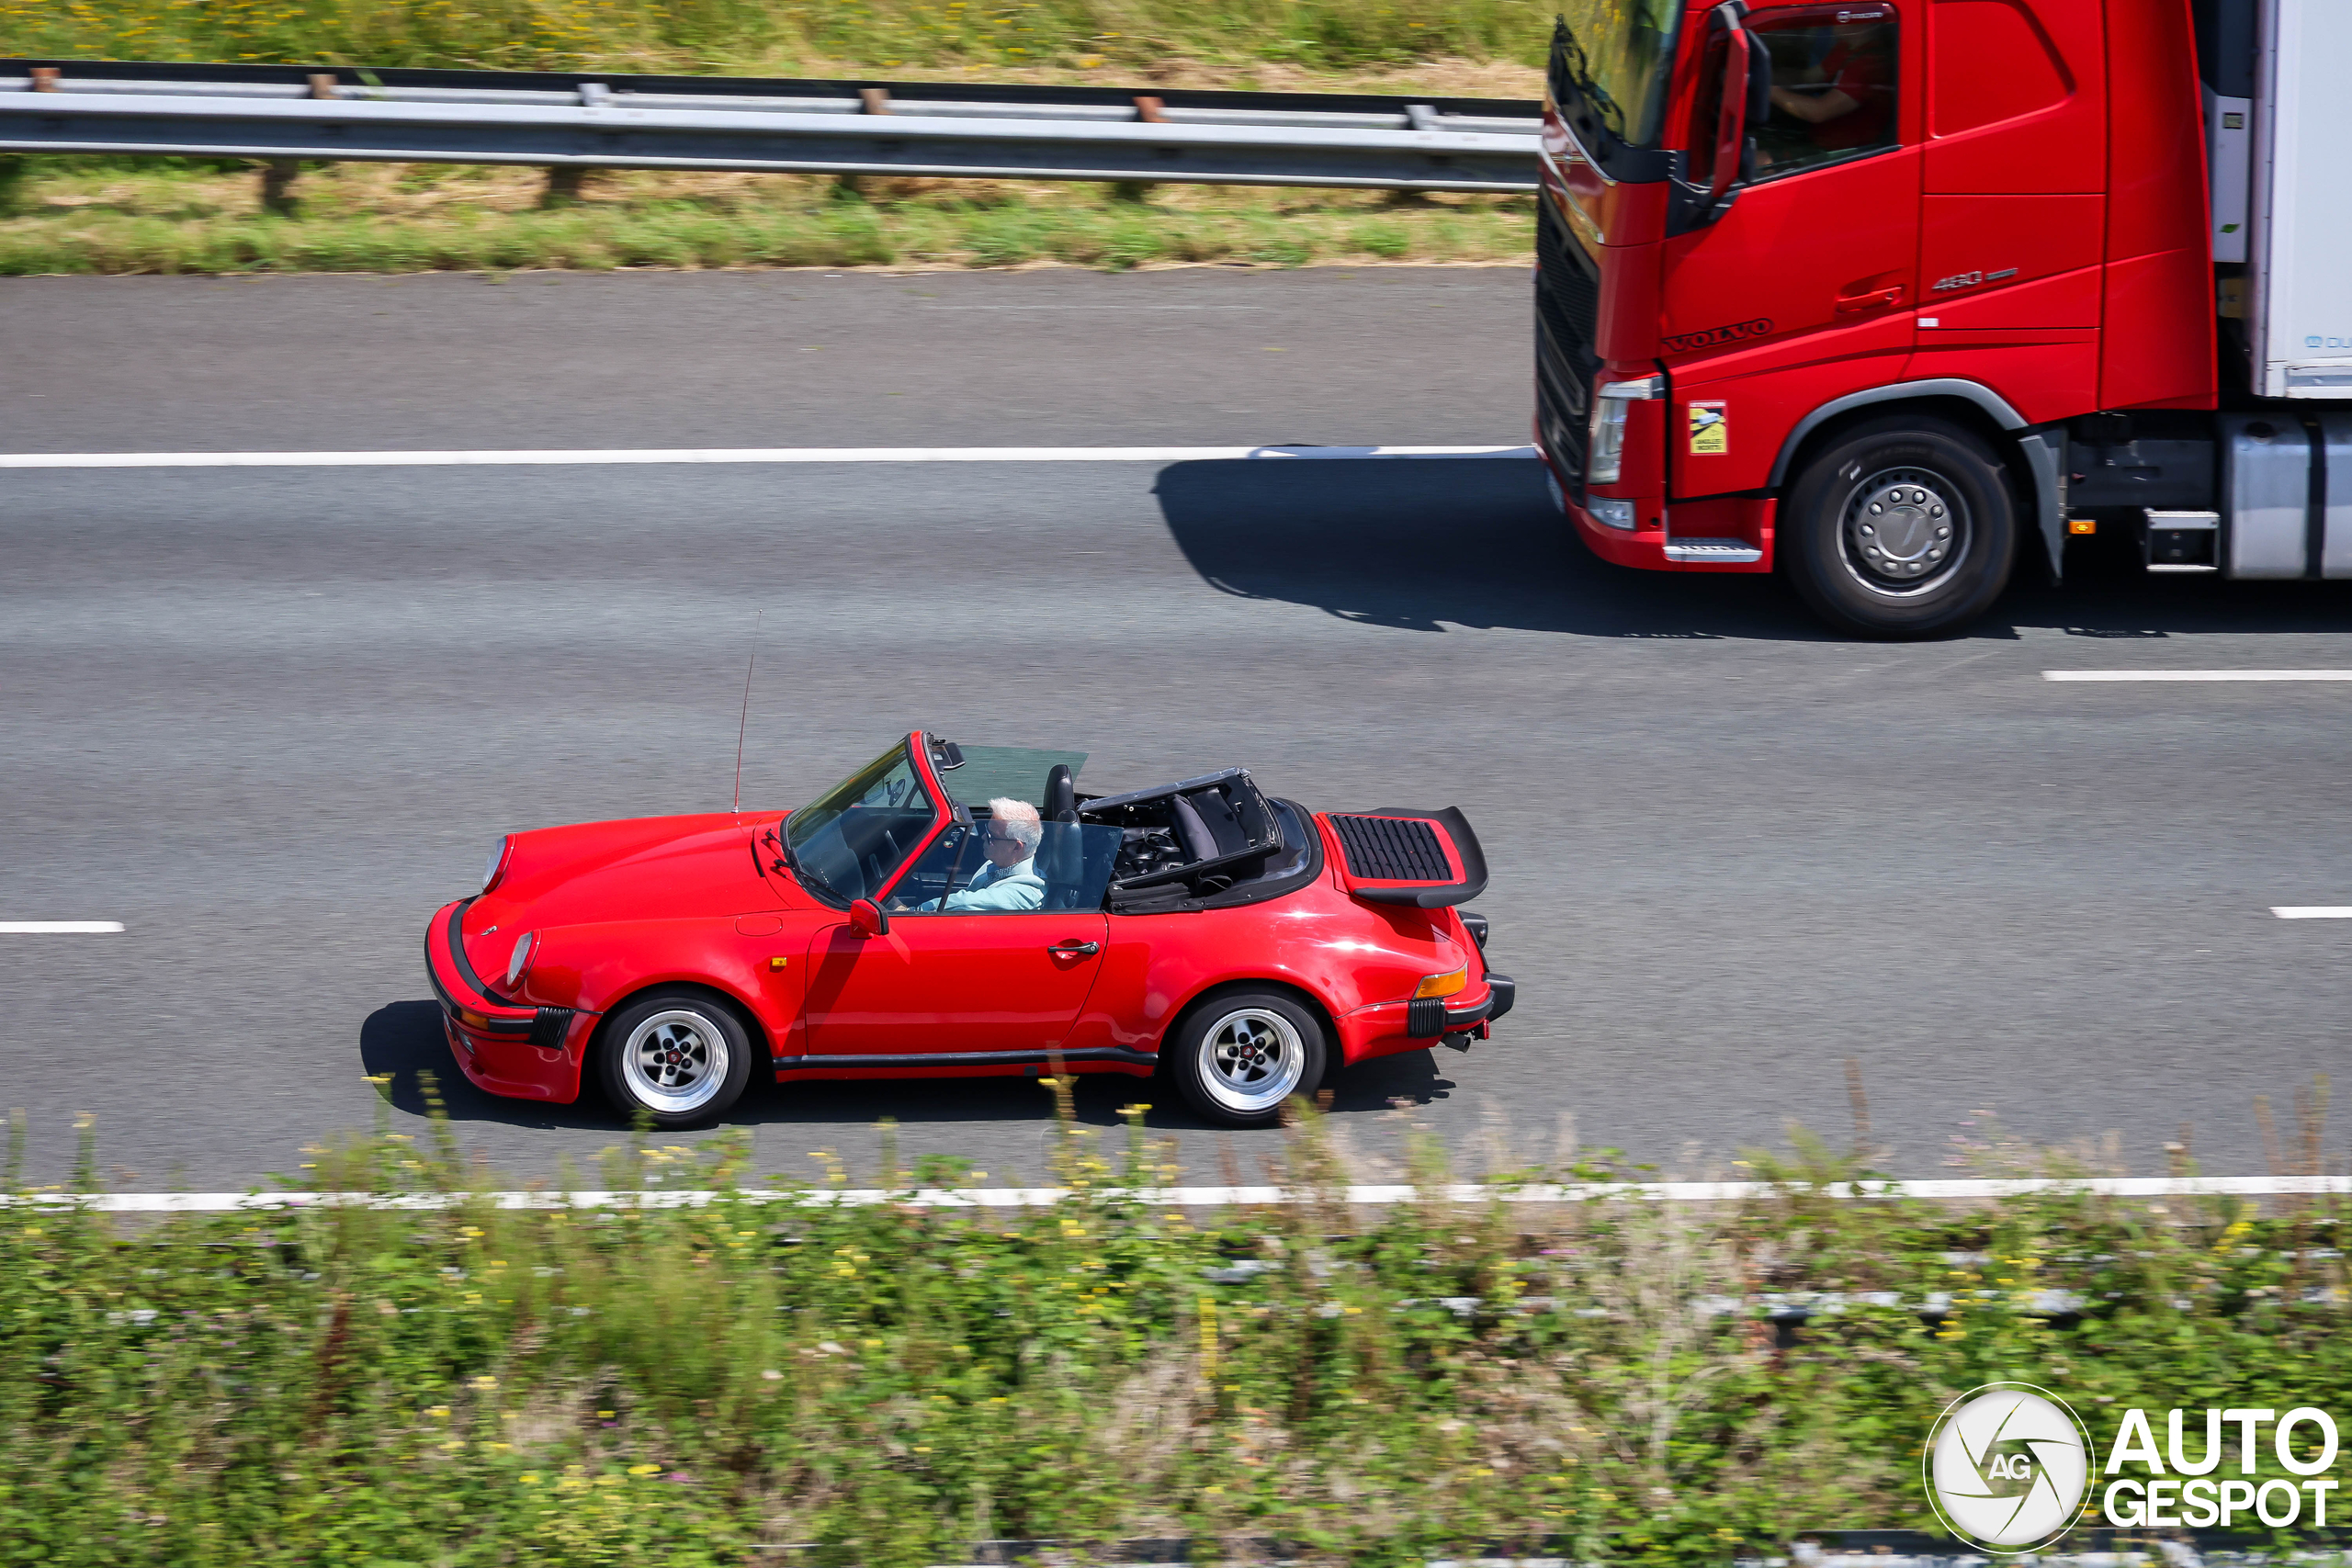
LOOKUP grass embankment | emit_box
[8,1090,2352,1566]
[0,0,1544,274]
[0,158,1535,276]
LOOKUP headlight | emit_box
[504,931,536,988]
[1586,374,1661,486]
[481,835,514,894]
[1413,964,1469,999]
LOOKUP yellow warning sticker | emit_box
[1688,400,1728,456]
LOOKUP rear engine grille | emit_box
[1534,196,1601,491]
[1330,815,1450,881]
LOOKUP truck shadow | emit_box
[1153,459,2352,639]
[360,999,1453,1138]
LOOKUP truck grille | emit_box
[1534,196,1600,493]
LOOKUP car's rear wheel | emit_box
[1168,990,1327,1128]
[595,989,753,1129]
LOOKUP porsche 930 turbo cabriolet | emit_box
[426,735,1513,1128]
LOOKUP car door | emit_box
[796,909,1110,1062]
[1659,2,1921,496]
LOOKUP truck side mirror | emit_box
[849,897,889,938]
[1708,24,1753,207]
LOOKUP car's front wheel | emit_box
[595,989,753,1129]
[1168,990,1327,1128]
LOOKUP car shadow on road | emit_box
[1153,459,2352,639]
[360,998,1455,1141]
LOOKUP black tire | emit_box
[1780,413,2018,638]
[594,988,754,1130]
[1165,989,1328,1128]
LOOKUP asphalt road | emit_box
[5,267,2351,1191]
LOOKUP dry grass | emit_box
[0,156,1538,273]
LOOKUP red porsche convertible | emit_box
[425,735,1513,1128]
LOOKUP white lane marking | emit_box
[0,445,1538,469]
[16,1174,2350,1213]
[2274,908,2352,919]
[2043,670,2352,682]
[0,920,124,933]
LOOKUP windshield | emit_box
[932,745,1089,810]
[784,741,936,902]
[1551,0,1685,150]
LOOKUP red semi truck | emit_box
[1534,0,2350,636]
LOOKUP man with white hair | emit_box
[923,797,1047,911]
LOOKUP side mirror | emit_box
[1707,24,1753,207]
[848,898,889,938]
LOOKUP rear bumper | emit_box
[1337,976,1508,1066]
[424,898,588,1103]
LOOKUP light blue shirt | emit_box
[933,854,1046,912]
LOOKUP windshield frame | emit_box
[782,735,945,906]
[1549,1,1687,181]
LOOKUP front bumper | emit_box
[424,898,587,1102]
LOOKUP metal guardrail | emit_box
[0,59,1542,193]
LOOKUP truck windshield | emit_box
[1551,0,1685,150]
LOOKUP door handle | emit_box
[1834,285,1903,314]
[1047,940,1101,956]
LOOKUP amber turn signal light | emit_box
[458,1008,490,1029]
[2068,517,2097,536]
[1413,965,1469,999]
[769,955,790,970]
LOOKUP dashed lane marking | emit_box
[0,920,124,933]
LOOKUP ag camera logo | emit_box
[1923,1383,2093,1554]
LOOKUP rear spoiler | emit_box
[1321,807,1489,908]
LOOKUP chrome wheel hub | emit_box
[623,1010,728,1114]
[1840,467,1966,595]
[1202,1008,1305,1114]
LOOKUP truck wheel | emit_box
[595,989,753,1129]
[1167,990,1327,1128]
[1781,414,2018,638]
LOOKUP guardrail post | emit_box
[833,88,892,198]
[1113,96,1166,203]
[28,67,59,92]
[260,161,300,216]
[542,165,587,207]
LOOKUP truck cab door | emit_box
[1659,3,1920,499]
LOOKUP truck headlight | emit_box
[1587,374,1662,486]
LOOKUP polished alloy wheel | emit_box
[1839,467,1969,596]
[622,1010,729,1114]
[1201,1007,1306,1114]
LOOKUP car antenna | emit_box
[731,609,763,815]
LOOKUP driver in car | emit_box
[922,798,1047,911]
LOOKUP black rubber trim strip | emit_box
[426,898,537,1032]
[773,1046,1159,1070]
[1345,806,1490,908]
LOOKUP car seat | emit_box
[1042,765,1082,908]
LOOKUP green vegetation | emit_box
[0,158,1535,274]
[8,1086,2352,1566]
[0,0,1546,275]
[2,0,1550,80]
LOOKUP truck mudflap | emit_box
[1320,807,1490,908]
